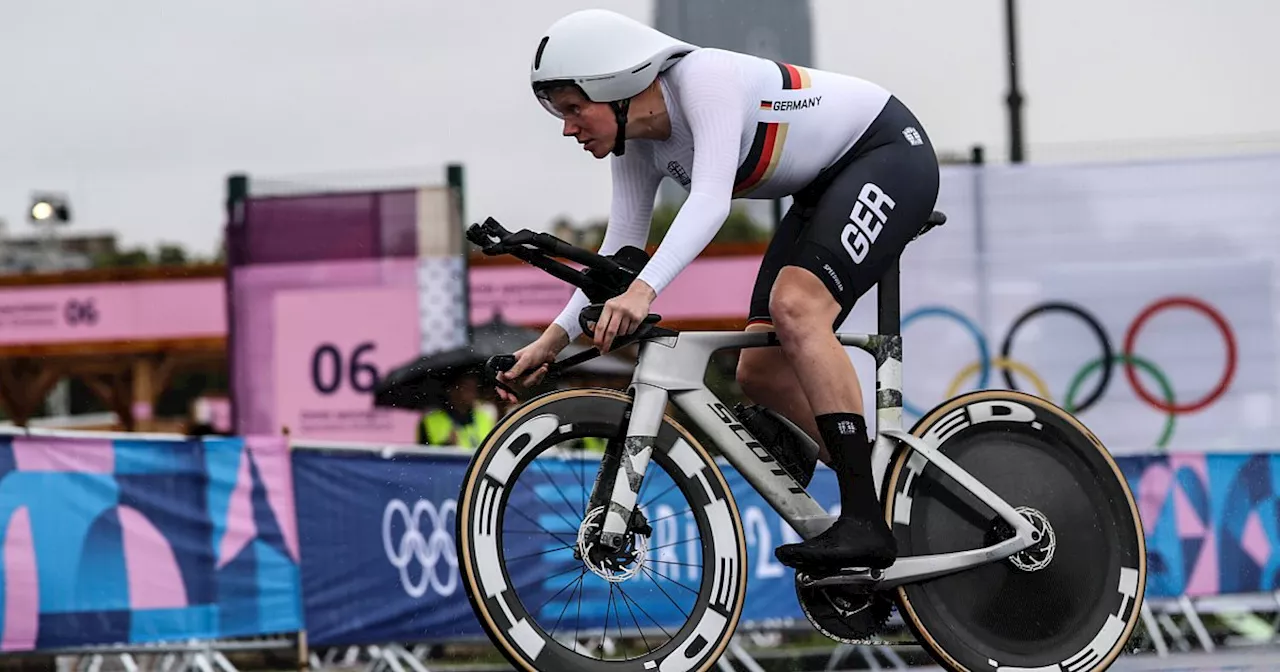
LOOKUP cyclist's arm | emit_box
[551,146,662,341]
[635,50,746,296]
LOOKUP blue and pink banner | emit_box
[0,433,299,651]
[1119,452,1280,600]
[7,429,1280,650]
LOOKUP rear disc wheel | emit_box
[885,390,1146,671]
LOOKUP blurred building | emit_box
[0,230,116,274]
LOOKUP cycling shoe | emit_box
[775,514,897,570]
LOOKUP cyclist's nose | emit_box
[562,118,579,137]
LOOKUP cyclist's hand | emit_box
[496,328,569,403]
[595,281,656,354]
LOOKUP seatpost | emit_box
[872,255,904,497]
[877,257,901,336]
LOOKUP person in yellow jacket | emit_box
[418,374,499,449]
[579,436,607,453]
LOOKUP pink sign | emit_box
[0,279,226,346]
[272,286,421,442]
[230,258,420,438]
[468,255,762,326]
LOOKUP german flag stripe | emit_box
[775,61,811,90]
[733,122,788,196]
[759,100,773,110]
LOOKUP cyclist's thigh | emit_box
[747,204,810,327]
[788,97,941,326]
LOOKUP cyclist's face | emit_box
[545,87,615,159]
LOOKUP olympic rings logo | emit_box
[901,296,1238,449]
[382,498,458,598]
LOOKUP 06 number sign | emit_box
[311,342,380,395]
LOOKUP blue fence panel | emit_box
[292,445,840,646]
[0,433,300,652]
[293,448,480,646]
[1115,452,1280,600]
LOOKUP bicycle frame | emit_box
[592,261,1041,589]
[464,214,1039,588]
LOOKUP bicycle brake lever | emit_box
[483,354,569,402]
[486,354,517,375]
[484,355,521,399]
[579,304,605,338]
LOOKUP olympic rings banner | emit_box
[0,432,300,652]
[291,447,483,646]
[837,254,1276,454]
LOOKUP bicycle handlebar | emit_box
[464,216,672,400]
[467,217,627,278]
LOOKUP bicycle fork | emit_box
[585,382,669,552]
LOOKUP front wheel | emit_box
[884,390,1146,672]
[456,388,748,672]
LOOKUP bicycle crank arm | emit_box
[797,568,883,590]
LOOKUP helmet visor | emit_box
[533,81,591,120]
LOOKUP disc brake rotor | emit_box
[1009,506,1056,572]
[577,506,650,583]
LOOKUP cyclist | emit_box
[498,9,940,572]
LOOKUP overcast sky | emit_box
[2,0,1277,256]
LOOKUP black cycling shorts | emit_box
[748,95,941,328]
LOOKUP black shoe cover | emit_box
[775,514,898,570]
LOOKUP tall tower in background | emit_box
[652,0,814,218]
[654,0,813,66]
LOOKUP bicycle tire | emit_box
[456,388,748,672]
[883,390,1146,672]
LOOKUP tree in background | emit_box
[156,243,188,266]
[92,246,153,268]
[646,202,770,246]
[560,200,771,250]
[91,240,220,269]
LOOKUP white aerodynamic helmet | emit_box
[531,9,697,156]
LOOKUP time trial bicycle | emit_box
[453,212,1146,672]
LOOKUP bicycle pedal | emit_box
[797,567,884,589]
